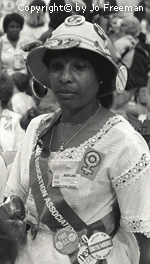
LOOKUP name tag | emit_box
[13,54,25,70]
[52,173,80,188]
[76,147,105,180]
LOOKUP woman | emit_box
[0,13,28,75]
[4,15,150,264]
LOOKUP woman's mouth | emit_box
[57,89,76,99]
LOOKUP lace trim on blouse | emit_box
[112,154,150,190]
[121,217,150,238]
[50,115,124,161]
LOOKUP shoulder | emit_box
[19,110,61,154]
[104,114,148,151]
[111,114,140,137]
[25,108,61,134]
[103,116,150,179]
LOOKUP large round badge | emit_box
[54,228,79,255]
[116,65,128,94]
[77,245,97,264]
[93,23,107,41]
[44,38,81,49]
[88,232,113,260]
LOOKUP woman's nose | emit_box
[59,65,73,84]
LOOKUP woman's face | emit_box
[108,17,122,34]
[6,20,21,41]
[48,50,100,110]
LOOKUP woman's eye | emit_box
[49,62,62,71]
[74,64,87,71]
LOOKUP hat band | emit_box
[45,34,112,60]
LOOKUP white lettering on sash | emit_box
[35,152,71,229]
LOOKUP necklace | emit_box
[60,119,81,128]
[61,122,81,128]
[58,104,101,152]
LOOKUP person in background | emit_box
[20,0,49,42]
[11,72,37,116]
[0,13,28,75]
[0,72,25,152]
[134,0,150,43]
[113,16,141,66]
[107,14,123,63]
[112,15,150,112]
[0,0,16,35]
[127,86,150,121]
[3,15,150,264]
[107,14,123,42]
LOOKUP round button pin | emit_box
[93,23,107,41]
[54,228,79,255]
[44,38,81,50]
[116,65,128,94]
[65,15,85,26]
[88,232,113,260]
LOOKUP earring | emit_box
[31,78,48,99]
[97,81,103,99]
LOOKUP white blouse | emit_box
[4,110,150,264]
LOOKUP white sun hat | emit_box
[27,15,127,98]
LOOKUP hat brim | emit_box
[27,46,49,89]
[27,44,118,94]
